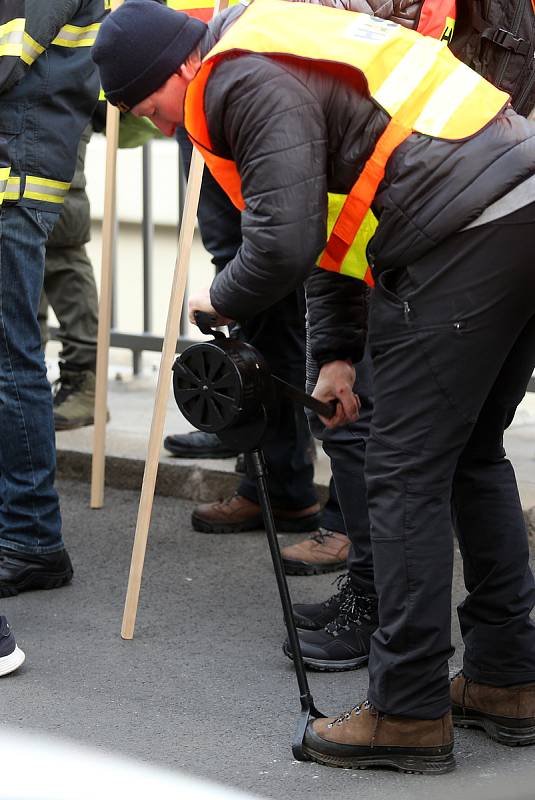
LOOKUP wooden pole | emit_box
[121,0,229,639]
[90,0,124,509]
[121,151,204,639]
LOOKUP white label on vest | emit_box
[344,16,398,43]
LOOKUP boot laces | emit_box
[328,699,375,728]
[325,587,377,635]
[321,573,352,611]
[310,528,339,546]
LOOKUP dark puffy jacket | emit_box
[286,0,424,28]
[202,7,535,364]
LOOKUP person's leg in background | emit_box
[451,311,535,744]
[168,128,320,533]
[283,348,378,671]
[41,126,101,431]
[0,205,73,596]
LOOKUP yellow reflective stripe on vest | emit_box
[52,23,100,48]
[0,17,24,57]
[326,196,377,281]
[0,175,70,205]
[203,1,508,140]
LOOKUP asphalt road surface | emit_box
[2,480,534,800]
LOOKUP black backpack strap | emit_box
[470,1,531,55]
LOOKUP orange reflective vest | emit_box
[417,0,456,42]
[184,0,508,284]
[166,0,240,23]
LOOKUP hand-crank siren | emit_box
[172,312,337,760]
[172,312,336,452]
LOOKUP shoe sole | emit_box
[302,744,455,774]
[452,705,535,746]
[283,559,347,576]
[282,641,368,672]
[0,570,73,598]
[0,645,25,676]
[192,512,322,535]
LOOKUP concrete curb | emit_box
[56,449,330,505]
[56,449,532,539]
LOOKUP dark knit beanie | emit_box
[92,0,207,111]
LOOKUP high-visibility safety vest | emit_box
[172,0,455,280]
[185,0,508,284]
[0,0,107,210]
[324,0,457,279]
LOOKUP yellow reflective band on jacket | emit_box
[0,167,10,205]
[0,17,24,57]
[0,175,70,206]
[0,19,45,65]
[52,23,101,48]
[21,32,44,65]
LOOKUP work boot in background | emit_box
[283,586,378,671]
[0,548,73,597]
[0,616,25,676]
[281,529,350,575]
[303,700,455,773]
[164,430,239,459]
[53,366,98,431]
[191,493,321,534]
[451,672,535,746]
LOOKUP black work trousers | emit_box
[177,128,316,509]
[366,202,535,719]
[307,345,375,595]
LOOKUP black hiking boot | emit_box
[284,588,378,671]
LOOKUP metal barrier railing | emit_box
[49,139,535,393]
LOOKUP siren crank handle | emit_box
[193,310,220,336]
[271,375,337,419]
[193,313,337,419]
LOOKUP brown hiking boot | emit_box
[303,700,454,774]
[191,493,321,534]
[281,529,350,575]
[451,672,535,746]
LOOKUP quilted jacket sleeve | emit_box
[306,266,369,365]
[208,55,329,321]
[285,0,420,27]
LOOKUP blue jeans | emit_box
[0,205,63,553]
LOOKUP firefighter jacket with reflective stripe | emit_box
[185,0,506,283]
[0,0,107,210]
